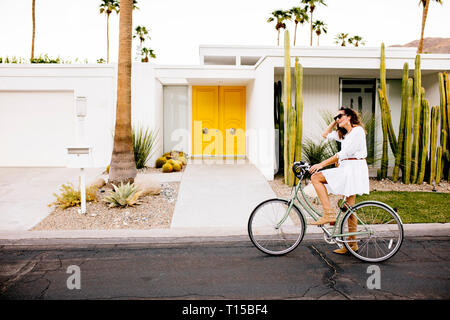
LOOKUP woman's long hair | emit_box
[337,107,366,139]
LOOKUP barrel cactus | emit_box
[162,163,173,173]
[155,157,167,168]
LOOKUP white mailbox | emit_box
[66,145,92,214]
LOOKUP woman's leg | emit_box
[333,194,358,254]
[310,172,336,225]
[346,195,358,249]
[311,172,332,211]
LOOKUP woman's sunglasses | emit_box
[334,114,344,121]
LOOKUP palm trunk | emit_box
[31,0,35,60]
[108,0,137,185]
[107,13,110,63]
[309,11,313,46]
[294,22,298,46]
[277,29,280,46]
[418,1,429,54]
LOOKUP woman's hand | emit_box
[309,163,323,174]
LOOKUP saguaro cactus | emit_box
[378,90,389,179]
[379,43,398,156]
[393,63,409,181]
[403,78,414,184]
[411,55,422,184]
[439,72,449,181]
[294,57,304,184]
[436,146,443,184]
[429,105,440,184]
[283,30,296,186]
[417,96,430,184]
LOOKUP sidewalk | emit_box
[0,223,449,246]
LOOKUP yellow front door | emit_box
[192,86,246,157]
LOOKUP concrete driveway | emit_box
[0,168,105,231]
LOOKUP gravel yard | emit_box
[32,168,182,231]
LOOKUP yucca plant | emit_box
[49,183,98,209]
[132,126,159,169]
[103,182,143,208]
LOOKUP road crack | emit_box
[310,245,351,300]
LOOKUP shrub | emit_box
[49,183,98,209]
[102,182,142,208]
[302,138,334,166]
[162,163,173,173]
[132,126,159,169]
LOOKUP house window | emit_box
[163,86,189,154]
[340,79,376,164]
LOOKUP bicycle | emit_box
[248,161,404,263]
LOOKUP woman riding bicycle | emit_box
[308,107,370,254]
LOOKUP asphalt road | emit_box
[0,237,449,300]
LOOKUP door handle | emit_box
[202,128,208,134]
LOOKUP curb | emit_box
[0,223,448,247]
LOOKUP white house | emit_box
[1,45,449,180]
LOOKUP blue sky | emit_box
[1,0,449,65]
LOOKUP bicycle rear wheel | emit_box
[248,198,306,256]
[341,201,403,262]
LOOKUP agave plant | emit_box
[103,182,143,208]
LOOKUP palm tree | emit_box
[334,33,349,46]
[141,47,156,62]
[301,0,327,46]
[99,0,119,64]
[289,6,309,46]
[133,25,150,47]
[312,20,327,46]
[348,35,366,47]
[108,0,137,185]
[418,0,443,53]
[267,10,292,46]
[31,0,36,60]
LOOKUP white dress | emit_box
[321,126,370,197]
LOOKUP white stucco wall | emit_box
[0,63,161,168]
[0,65,116,167]
[246,58,275,180]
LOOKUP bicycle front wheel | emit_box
[341,201,403,263]
[248,198,306,256]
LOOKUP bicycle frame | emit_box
[276,172,371,242]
